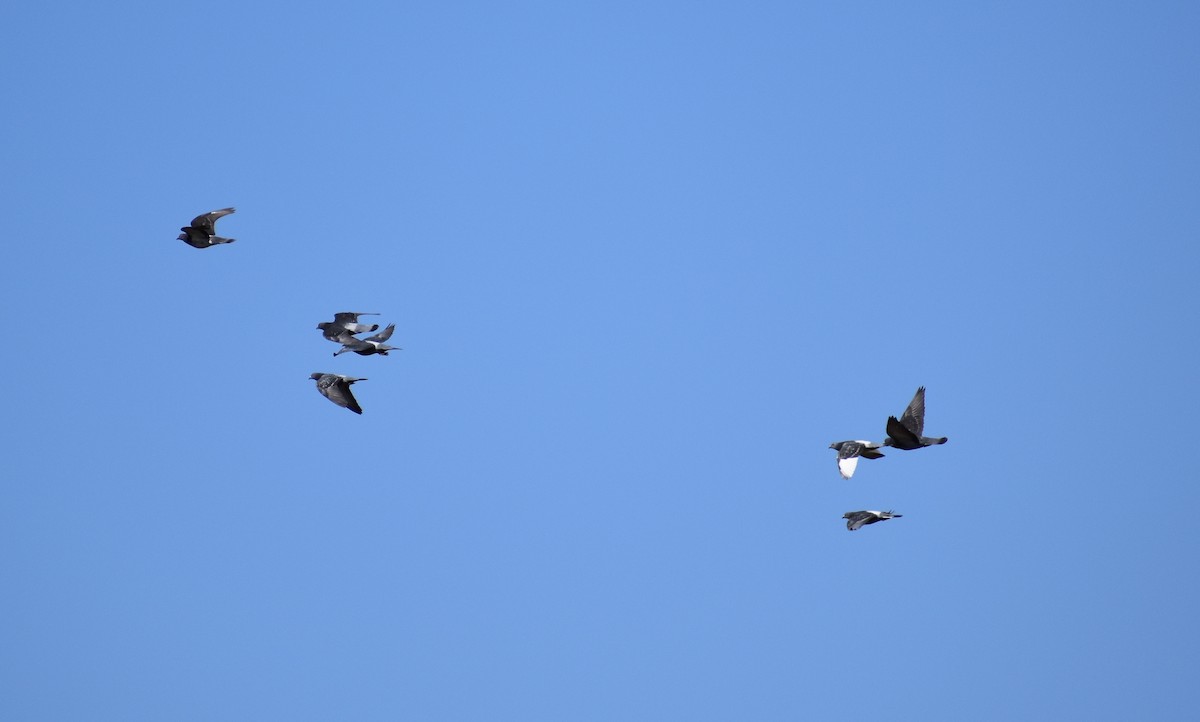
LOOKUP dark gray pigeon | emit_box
[333,324,401,357]
[317,312,380,342]
[828,440,885,480]
[310,372,367,414]
[843,510,902,531]
[178,207,236,248]
[883,386,948,450]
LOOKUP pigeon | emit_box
[317,312,380,342]
[333,324,401,357]
[178,208,236,248]
[829,440,885,480]
[310,372,367,414]
[843,510,902,531]
[883,386,949,450]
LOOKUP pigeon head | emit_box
[177,231,188,241]
[316,322,330,331]
[309,373,324,380]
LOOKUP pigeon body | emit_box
[883,386,948,450]
[317,312,380,342]
[178,207,236,248]
[829,440,884,480]
[310,372,367,414]
[333,324,401,357]
[843,510,902,531]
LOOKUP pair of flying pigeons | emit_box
[318,312,402,358]
[310,312,402,415]
[829,386,948,480]
[832,386,949,531]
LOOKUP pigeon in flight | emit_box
[310,372,367,414]
[843,510,902,531]
[178,208,236,248]
[317,312,380,342]
[883,386,949,450]
[829,440,884,480]
[333,324,401,357]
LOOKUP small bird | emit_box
[178,208,236,248]
[829,440,885,480]
[883,386,949,450]
[333,324,401,357]
[310,372,367,414]
[843,510,903,531]
[317,312,380,342]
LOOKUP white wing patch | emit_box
[837,455,859,480]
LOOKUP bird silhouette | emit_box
[310,372,367,414]
[883,386,948,450]
[843,510,902,531]
[177,208,236,248]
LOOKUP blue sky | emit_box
[2,1,1198,719]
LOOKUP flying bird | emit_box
[883,386,949,450]
[333,324,401,357]
[310,372,367,414]
[843,510,902,531]
[829,440,885,480]
[178,207,236,248]
[317,312,380,342]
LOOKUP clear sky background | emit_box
[2,1,1198,720]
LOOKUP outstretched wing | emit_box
[837,455,859,480]
[318,375,363,413]
[333,312,379,324]
[190,207,235,233]
[899,386,926,436]
[364,323,395,343]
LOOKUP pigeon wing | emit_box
[333,312,380,324]
[886,415,921,448]
[899,386,926,436]
[837,455,859,480]
[364,323,395,343]
[190,207,235,234]
[319,376,363,414]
